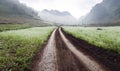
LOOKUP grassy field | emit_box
[0,27,54,71]
[63,26,120,53]
[0,24,31,32]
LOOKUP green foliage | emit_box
[0,27,54,71]
[64,26,120,53]
[0,24,31,32]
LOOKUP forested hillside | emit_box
[81,0,120,26]
[0,0,48,26]
[0,0,37,18]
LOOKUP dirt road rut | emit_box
[38,29,58,71]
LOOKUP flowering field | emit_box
[0,27,54,71]
[64,26,120,53]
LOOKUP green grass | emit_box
[63,26,120,53]
[0,24,31,32]
[0,27,54,71]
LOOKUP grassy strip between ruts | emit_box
[0,27,55,71]
[0,24,31,32]
[63,26,120,53]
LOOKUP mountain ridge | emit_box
[39,9,78,25]
[0,0,48,26]
[80,0,120,26]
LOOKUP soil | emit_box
[37,29,58,71]
[55,29,89,71]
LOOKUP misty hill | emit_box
[0,0,38,18]
[39,9,77,25]
[81,0,120,26]
[0,0,47,26]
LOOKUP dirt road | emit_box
[38,29,58,71]
[31,27,120,71]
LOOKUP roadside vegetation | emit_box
[0,24,31,32]
[63,26,120,53]
[0,27,54,71]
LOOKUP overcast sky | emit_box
[19,0,102,19]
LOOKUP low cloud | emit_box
[19,0,103,18]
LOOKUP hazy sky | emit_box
[19,0,102,19]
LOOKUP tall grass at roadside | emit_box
[0,27,54,71]
[63,26,120,53]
